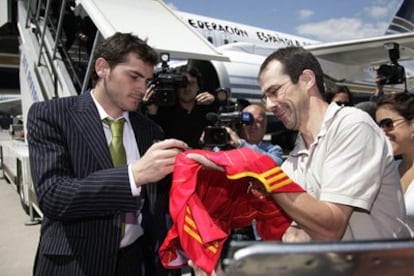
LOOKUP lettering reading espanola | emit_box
[256,31,303,46]
[187,18,249,38]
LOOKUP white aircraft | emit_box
[167,0,414,100]
[9,0,414,109]
[21,0,408,105]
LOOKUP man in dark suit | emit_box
[27,32,188,276]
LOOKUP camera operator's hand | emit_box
[195,91,215,105]
[143,84,158,115]
[374,66,384,97]
[224,127,242,148]
[143,84,154,103]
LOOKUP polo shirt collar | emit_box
[291,102,344,157]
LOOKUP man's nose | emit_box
[265,97,279,112]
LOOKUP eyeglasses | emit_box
[377,118,406,131]
[262,80,291,102]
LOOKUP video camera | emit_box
[204,111,253,149]
[148,53,188,107]
[377,42,406,85]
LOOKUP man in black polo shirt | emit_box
[144,65,217,149]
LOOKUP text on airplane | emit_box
[186,17,308,46]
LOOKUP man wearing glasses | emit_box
[186,47,412,275]
[258,46,411,241]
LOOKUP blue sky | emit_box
[166,0,402,42]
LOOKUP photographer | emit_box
[370,42,406,102]
[143,65,218,149]
[369,65,386,102]
[218,103,284,165]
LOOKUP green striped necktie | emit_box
[103,118,127,167]
[103,117,132,239]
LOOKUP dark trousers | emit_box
[115,236,145,276]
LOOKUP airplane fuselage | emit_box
[176,11,319,50]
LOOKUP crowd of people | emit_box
[26,32,414,276]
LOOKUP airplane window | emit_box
[224,39,229,45]
[207,37,213,44]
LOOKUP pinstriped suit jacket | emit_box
[27,91,163,276]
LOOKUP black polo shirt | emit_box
[151,103,217,149]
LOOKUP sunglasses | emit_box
[335,101,351,106]
[377,118,406,131]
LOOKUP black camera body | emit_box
[204,126,229,148]
[377,63,405,85]
[377,42,406,85]
[148,53,188,107]
[204,111,253,149]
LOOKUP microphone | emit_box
[218,111,253,125]
[206,112,219,125]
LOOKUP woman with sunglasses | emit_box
[376,92,414,230]
[325,85,354,106]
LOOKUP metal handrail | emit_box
[24,0,87,98]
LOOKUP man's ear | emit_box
[95,57,109,79]
[300,69,316,89]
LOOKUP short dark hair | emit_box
[377,92,414,121]
[177,65,203,90]
[91,32,158,82]
[325,85,354,105]
[259,46,325,97]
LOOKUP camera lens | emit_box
[377,63,405,85]
[378,64,392,85]
[212,129,227,142]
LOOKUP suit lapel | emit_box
[129,112,151,156]
[68,91,113,169]
[66,92,155,170]
[129,112,160,208]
